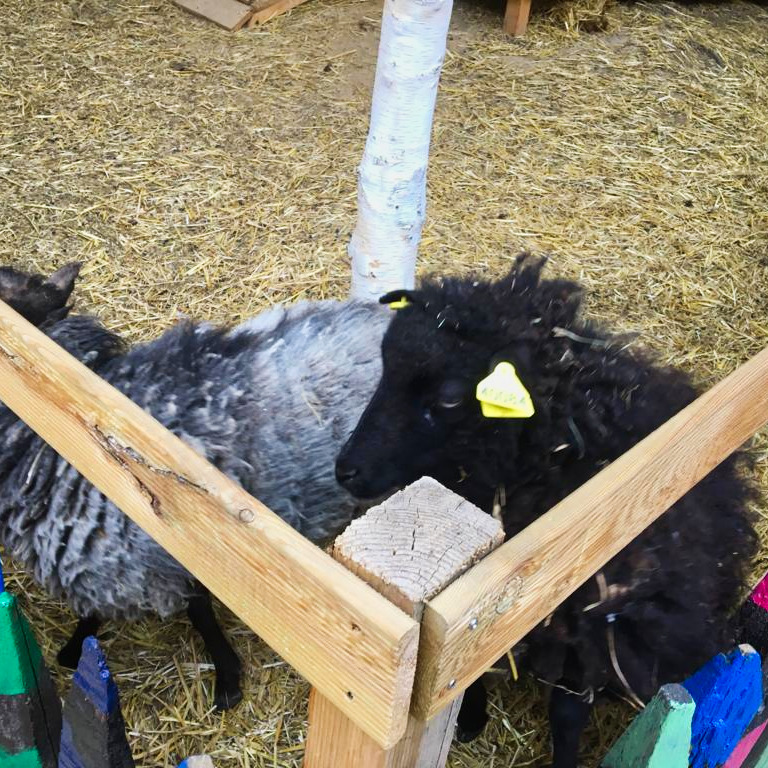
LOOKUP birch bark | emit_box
[349,0,453,300]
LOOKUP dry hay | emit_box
[1,0,768,764]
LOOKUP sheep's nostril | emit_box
[335,463,360,486]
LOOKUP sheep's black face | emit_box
[337,257,585,506]
[336,298,527,503]
[0,263,81,327]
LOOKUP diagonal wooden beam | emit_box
[414,345,768,719]
[0,300,418,749]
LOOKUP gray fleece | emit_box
[0,299,389,620]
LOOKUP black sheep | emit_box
[335,255,759,768]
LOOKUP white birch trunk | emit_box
[349,0,453,301]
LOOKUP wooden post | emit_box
[304,478,504,768]
[503,0,531,37]
[0,565,62,768]
[59,637,134,768]
[601,684,694,768]
[684,645,763,768]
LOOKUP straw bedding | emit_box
[1,0,767,763]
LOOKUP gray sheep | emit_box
[0,262,389,709]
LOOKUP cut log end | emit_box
[333,477,504,617]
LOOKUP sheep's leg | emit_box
[187,588,243,711]
[57,615,101,668]
[548,686,592,768]
[456,678,489,742]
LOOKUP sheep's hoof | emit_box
[214,683,243,712]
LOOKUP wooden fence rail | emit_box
[1,294,768,766]
[414,346,768,718]
[0,299,418,749]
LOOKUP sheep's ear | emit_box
[0,267,34,300]
[379,289,421,310]
[503,253,548,294]
[44,262,82,299]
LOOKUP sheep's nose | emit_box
[335,461,359,486]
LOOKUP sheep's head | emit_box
[335,255,584,507]
[0,262,81,327]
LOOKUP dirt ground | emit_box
[1,0,768,764]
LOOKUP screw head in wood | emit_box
[447,679,457,689]
[468,618,478,630]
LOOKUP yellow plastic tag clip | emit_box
[388,297,411,310]
[476,362,535,419]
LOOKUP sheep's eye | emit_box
[435,379,468,411]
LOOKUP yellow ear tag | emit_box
[476,362,535,419]
[388,297,411,310]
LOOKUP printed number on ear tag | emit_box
[476,362,535,419]
[388,297,411,310]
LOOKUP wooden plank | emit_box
[415,345,768,718]
[0,577,62,768]
[247,0,311,25]
[601,684,694,768]
[0,300,418,749]
[744,722,768,768]
[503,0,531,36]
[59,637,133,768]
[726,722,768,768]
[173,0,253,30]
[684,645,763,768]
[249,0,280,12]
[304,479,504,768]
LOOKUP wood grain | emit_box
[415,345,768,718]
[305,478,504,767]
[305,690,463,768]
[247,0,312,25]
[0,300,418,749]
[333,478,504,620]
[503,0,531,36]
[173,0,253,30]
